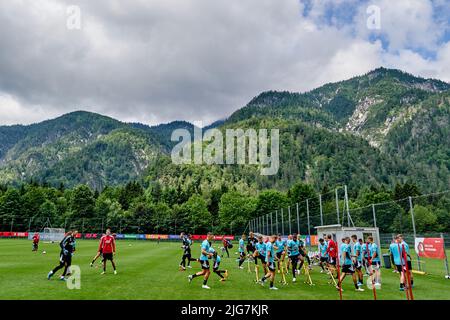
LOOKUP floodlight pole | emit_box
[267,214,269,235]
[296,203,300,234]
[281,208,284,236]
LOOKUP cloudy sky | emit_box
[0,0,449,126]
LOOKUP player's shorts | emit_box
[395,261,412,272]
[213,261,220,271]
[60,253,72,265]
[103,252,113,261]
[353,260,362,270]
[320,256,328,263]
[299,250,306,257]
[289,254,299,263]
[32,243,38,250]
[246,245,255,253]
[342,264,355,274]
[201,259,210,270]
[239,251,245,259]
[276,251,284,260]
[328,256,336,265]
[255,255,266,265]
[371,261,381,269]
[268,261,275,272]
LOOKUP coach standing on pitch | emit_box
[99,228,117,275]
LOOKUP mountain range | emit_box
[0,67,449,193]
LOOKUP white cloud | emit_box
[355,0,444,51]
[0,0,448,126]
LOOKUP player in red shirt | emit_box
[98,229,117,275]
[90,233,105,268]
[221,236,230,258]
[32,233,40,252]
[325,234,338,278]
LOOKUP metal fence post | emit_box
[281,208,284,236]
[259,216,262,234]
[335,188,340,225]
[344,185,350,227]
[319,194,323,226]
[276,210,278,234]
[288,206,291,234]
[409,196,421,271]
[441,233,450,279]
[306,199,311,242]
[372,204,377,228]
[260,216,263,235]
[10,217,14,232]
[270,212,273,234]
[296,203,300,234]
[266,214,269,235]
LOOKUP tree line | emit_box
[0,180,449,235]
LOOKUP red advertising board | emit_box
[191,235,233,241]
[415,237,446,260]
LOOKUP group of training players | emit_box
[46,228,117,281]
[182,230,414,293]
[43,227,413,293]
[186,232,229,289]
[183,231,314,290]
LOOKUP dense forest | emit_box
[0,68,449,235]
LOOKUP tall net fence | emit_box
[379,232,450,277]
[249,188,450,276]
[251,187,346,237]
[250,188,450,236]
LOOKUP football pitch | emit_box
[1,239,449,300]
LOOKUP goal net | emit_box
[28,228,66,242]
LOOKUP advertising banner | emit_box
[415,237,446,260]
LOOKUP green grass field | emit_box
[1,239,449,300]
